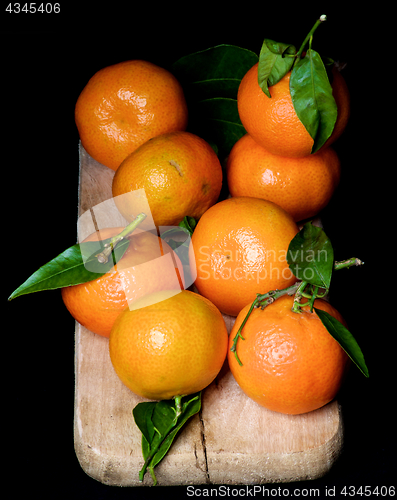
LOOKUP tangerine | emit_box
[109,290,228,400]
[228,295,350,415]
[75,60,188,171]
[61,227,184,337]
[226,134,341,222]
[189,197,299,317]
[237,64,350,157]
[112,131,222,227]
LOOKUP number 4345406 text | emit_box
[6,3,60,13]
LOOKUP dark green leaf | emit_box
[190,97,246,158]
[171,45,256,158]
[172,44,258,100]
[314,308,369,378]
[151,399,179,436]
[290,49,337,153]
[8,238,130,300]
[142,434,151,462]
[132,402,156,447]
[160,217,197,267]
[178,216,197,236]
[148,393,201,471]
[258,39,296,97]
[287,222,334,289]
[133,393,202,485]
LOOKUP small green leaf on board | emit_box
[133,393,202,485]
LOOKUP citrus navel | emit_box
[237,64,350,157]
[61,227,184,337]
[189,197,299,317]
[112,131,223,227]
[75,60,188,171]
[226,134,341,222]
[228,295,350,415]
[109,290,228,400]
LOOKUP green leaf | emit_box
[132,402,156,447]
[258,39,296,97]
[160,217,197,267]
[172,44,258,100]
[178,216,197,236]
[148,394,201,472]
[8,238,130,300]
[287,222,334,289]
[133,392,202,485]
[190,97,246,158]
[314,308,369,378]
[171,45,257,157]
[290,49,337,153]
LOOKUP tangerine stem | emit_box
[96,212,147,263]
[334,257,364,270]
[230,298,257,366]
[174,395,183,419]
[230,283,302,366]
[291,281,309,313]
[232,256,364,367]
[308,286,319,312]
[293,14,327,67]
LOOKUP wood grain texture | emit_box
[74,143,343,486]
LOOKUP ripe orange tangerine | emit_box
[112,131,222,227]
[109,290,228,400]
[228,295,350,415]
[61,227,184,337]
[189,197,299,317]
[226,134,341,222]
[237,64,350,157]
[75,60,188,170]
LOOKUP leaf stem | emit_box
[95,212,147,263]
[334,257,364,271]
[138,418,176,484]
[294,14,327,67]
[174,395,183,419]
[230,282,302,366]
[291,281,309,313]
[230,255,364,366]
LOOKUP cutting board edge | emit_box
[73,370,344,488]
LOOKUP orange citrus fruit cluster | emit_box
[69,60,228,401]
[68,54,352,415]
[229,64,350,222]
[75,59,223,229]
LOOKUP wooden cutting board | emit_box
[74,143,344,486]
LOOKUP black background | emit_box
[3,3,394,499]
